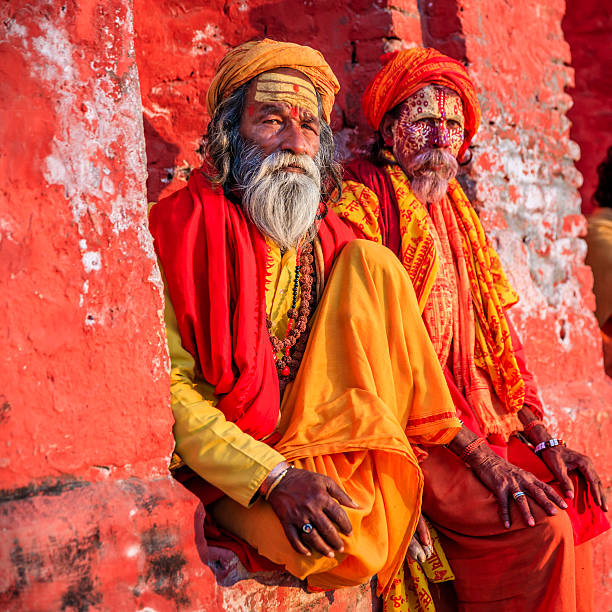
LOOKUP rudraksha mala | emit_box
[266,240,316,392]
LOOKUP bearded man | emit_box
[148,40,462,597]
[332,48,609,610]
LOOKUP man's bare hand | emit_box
[267,468,358,558]
[468,450,568,529]
[408,515,433,563]
[540,445,608,511]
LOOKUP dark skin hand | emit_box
[267,467,359,558]
[408,515,433,563]
[518,407,608,512]
[448,423,568,529]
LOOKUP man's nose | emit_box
[280,122,308,156]
[432,121,451,148]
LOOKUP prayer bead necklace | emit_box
[266,240,315,392]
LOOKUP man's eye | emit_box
[263,118,282,125]
[302,123,317,132]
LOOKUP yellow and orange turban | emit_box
[363,47,481,159]
[206,39,340,123]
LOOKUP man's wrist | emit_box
[534,439,566,456]
[259,460,291,497]
[523,422,550,445]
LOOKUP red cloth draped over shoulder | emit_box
[149,169,356,444]
[343,159,402,257]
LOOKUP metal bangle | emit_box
[259,460,290,497]
[264,466,293,501]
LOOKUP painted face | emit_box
[392,85,465,161]
[240,68,321,160]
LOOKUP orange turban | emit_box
[206,39,340,123]
[363,47,481,159]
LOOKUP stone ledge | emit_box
[206,545,379,611]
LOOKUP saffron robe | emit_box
[149,171,462,595]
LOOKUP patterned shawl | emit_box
[337,155,525,437]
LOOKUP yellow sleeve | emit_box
[333,180,383,243]
[164,283,285,508]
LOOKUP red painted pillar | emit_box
[0,2,218,609]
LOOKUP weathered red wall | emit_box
[1,0,610,609]
[0,1,210,609]
[563,0,612,214]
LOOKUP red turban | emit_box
[362,48,481,159]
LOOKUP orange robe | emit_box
[209,239,462,596]
[164,234,461,596]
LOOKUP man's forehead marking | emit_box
[404,86,464,122]
[254,72,318,117]
[436,88,447,119]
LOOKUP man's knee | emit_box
[338,239,400,270]
[533,506,574,551]
[335,239,411,291]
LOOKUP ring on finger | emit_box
[513,491,526,500]
[301,522,313,534]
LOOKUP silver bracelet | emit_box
[259,460,290,497]
[534,438,566,455]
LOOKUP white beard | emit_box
[402,148,458,204]
[238,150,322,250]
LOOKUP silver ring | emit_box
[301,522,313,534]
[513,491,526,500]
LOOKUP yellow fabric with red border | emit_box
[385,520,455,612]
[334,153,524,437]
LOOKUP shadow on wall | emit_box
[417,0,466,62]
[562,0,612,215]
[143,117,180,204]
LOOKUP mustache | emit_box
[232,139,321,189]
[404,148,458,180]
[234,141,322,250]
[403,149,458,204]
[249,151,320,184]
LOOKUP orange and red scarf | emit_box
[338,155,525,437]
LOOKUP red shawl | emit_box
[149,169,356,443]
